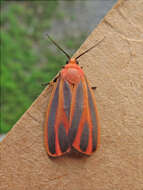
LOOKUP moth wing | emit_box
[44,78,72,157]
[69,77,100,155]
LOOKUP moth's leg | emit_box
[41,75,59,87]
[41,82,50,87]
[91,86,97,90]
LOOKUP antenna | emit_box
[75,37,105,60]
[45,33,70,59]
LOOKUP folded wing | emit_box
[44,78,71,157]
[69,77,100,155]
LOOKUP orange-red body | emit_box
[44,58,100,157]
[61,59,84,84]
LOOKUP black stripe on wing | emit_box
[86,80,98,152]
[68,81,84,145]
[80,122,89,151]
[58,122,69,153]
[63,81,72,120]
[47,79,60,154]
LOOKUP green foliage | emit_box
[64,34,87,49]
[0,2,61,133]
[0,1,86,133]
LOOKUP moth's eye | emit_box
[76,61,79,64]
[66,61,69,64]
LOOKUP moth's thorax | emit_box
[61,58,84,84]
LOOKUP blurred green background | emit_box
[0,0,117,134]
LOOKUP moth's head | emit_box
[46,33,105,68]
[66,58,79,65]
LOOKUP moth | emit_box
[44,34,103,157]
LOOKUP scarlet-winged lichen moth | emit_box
[44,34,103,157]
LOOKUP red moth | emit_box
[44,34,103,157]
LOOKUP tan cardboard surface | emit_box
[0,0,143,189]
